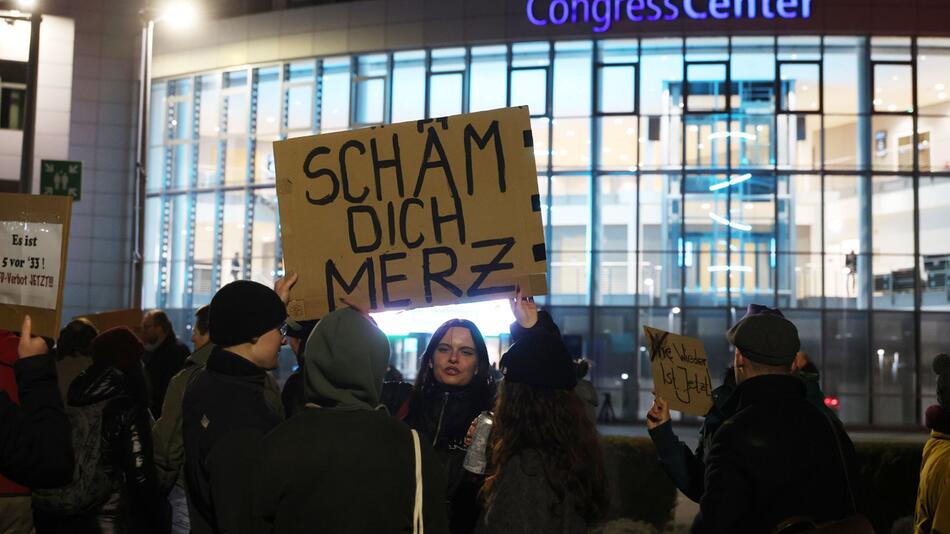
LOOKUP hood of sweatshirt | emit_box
[303,307,390,411]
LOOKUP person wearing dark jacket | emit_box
[647,304,842,504]
[251,305,450,533]
[182,279,291,534]
[690,313,857,534]
[143,310,191,418]
[0,315,73,490]
[34,326,170,533]
[54,318,98,402]
[476,293,608,533]
[280,318,318,419]
[0,329,34,533]
[380,315,496,534]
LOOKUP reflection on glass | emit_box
[511,69,547,116]
[429,73,462,117]
[392,51,426,122]
[874,64,914,113]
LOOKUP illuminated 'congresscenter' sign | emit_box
[527,0,813,32]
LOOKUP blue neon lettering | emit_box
[708,0,730,19]
[776,0,799,18]
[683,0,707,19]
[626,0,646,21]
[550,0,570,23]
[572,0,590,22]
[524,0,810,30]
[592,0,612,31]
[526,0,548,25]
[664,0,680,19]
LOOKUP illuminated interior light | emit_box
[709,173,752,191]
[708,131,757,141]
[372,299,520,336]
[709,212,752,231]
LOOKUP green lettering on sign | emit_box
[40,160,82,202]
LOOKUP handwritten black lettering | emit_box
[325,257,377,312]
[339,140,370,203]
[464,121,506,195]
[466,237,516,297]
[422,247,463,303]
[303,146,339,205]
[380,252,411,308]
[346,205,382,253]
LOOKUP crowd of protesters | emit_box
[0,272,949,533]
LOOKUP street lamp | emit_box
[131,2,197,309]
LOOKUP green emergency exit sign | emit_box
[40,159,82,201]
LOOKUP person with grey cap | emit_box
[691,312,858,534]
[181,275,295,534]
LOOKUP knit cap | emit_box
[500,332,577,390]
[209,280,287,347]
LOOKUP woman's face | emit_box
[430,326,479,387]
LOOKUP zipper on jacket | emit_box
[433,392,449,447]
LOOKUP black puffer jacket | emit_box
[66,363,169,533]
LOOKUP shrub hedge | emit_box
[602,436,925,533]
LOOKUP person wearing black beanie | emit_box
[181,275,295,534]
[476,291,608,533]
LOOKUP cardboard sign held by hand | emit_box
[273,106,548,320]
[643,326,713,417]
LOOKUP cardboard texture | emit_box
[643,326,714,417]
[274,107,548,320]
[0,193,72,339]
[75,309,144,339]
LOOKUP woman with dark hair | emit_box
[382,317,496,533]
[33,326,170,533]
[476,295,608,532]
[54,318,98,401]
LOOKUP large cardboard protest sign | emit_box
[274,107,548,320]
[0,193,71,338]
[643,326,713,417]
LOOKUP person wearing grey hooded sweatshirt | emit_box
[250,306,450,534]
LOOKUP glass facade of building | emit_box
[146,36,950,427]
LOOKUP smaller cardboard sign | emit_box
[643,326,713,417]
[0,193,72,339]
[74,309,144,338]
[40,160,82,202]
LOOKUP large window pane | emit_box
[597,175,637,305]
[221,191,247,287]
[824,37,862,115]
[871,311,917,425]
[598,65,636,114]
[511,69,547,116]
[686,63,728,112]
[255,66,281,138]
[392,50,426,122]
[731,37,775,115]
[550,175,589,305]
[593,308,639,422]
[777,114,821,170]
[251,189,278,286]
[553,41,591,117]
[779,63,820,112]
[823,310,870,425]
[823,115,864,170]
[286,85,314,132]
[552,118,590,171]
[873,64,914,113]
[193,193,216,303]
[143,196,162,309]
[429,73,462,117]
[918,38,950,116]
[640,38,683,115]
[598,116,637,170]
[320,57,350,132]
[470,46,507,113]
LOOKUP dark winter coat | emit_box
[252,307,449,534]
[63,362,169,533]
[691,374,857,534]
[0,330,29,496]
[182,347,284,534]
[475,449,587,534]
[650,364,841,504]
[146,335,190,418]
[280,370,306,419]
[0,352,73,489]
